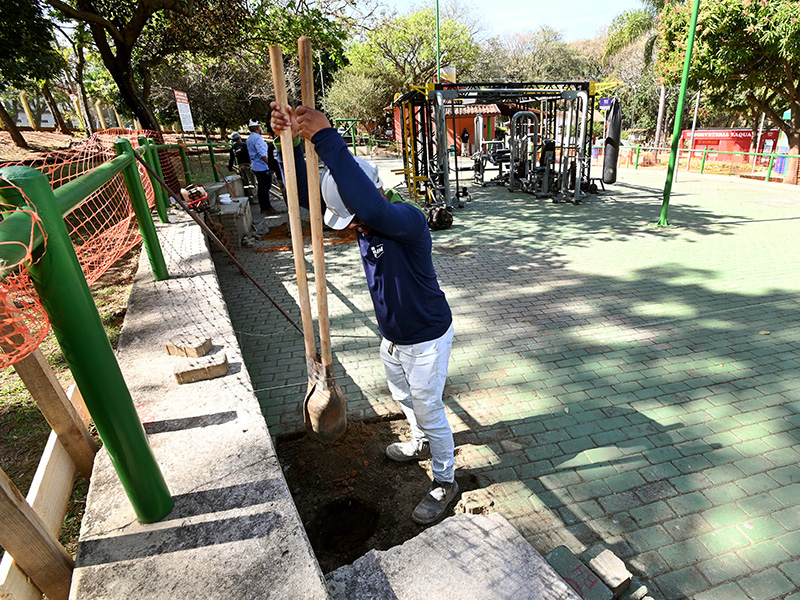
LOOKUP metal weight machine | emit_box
[473,112,511,187]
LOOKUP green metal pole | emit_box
[766,153,776,182]
[114,138,169,281]
[138,136,169,223]
[208,144,220,182]
[148,139,170,213]
[179,145,193,184]
[700,148,708,173]
[635,145,641,169]
[435,0,441,84]
[657,0,701,227]
[0,166,173,523]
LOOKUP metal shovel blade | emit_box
[303,377,347,444]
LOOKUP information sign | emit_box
[174,90,195,132]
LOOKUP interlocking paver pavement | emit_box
[213,165,800,599]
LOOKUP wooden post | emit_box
[13,348,98,479]
[0,429,78,600]
[19,91,37,131]
[0,468,74,600]
[94,100,107,130]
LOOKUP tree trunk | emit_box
[41,80,70,134]
[654,85,666,147]
[74,50,95,135]
[105,59,160,131]
[0,101,29,149]
[785,134,799,186]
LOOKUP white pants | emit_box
[380,324,455,483]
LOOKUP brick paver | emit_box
[214,166,800,598]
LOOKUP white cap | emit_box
[229,132,241,140]
[322,157,383,230]
[248,119,260,128]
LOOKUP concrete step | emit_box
[325,513,582,600]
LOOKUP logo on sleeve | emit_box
[371,244,384,259]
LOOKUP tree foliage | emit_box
[346,8,479,90]
[321,70,390,133]
[0,0,65,146]
[0,0,63,87]
[149,51,274,135]
[658,0,800,183]
[46,0,251,130]
[469,27,588,82]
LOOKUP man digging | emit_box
[271,101,459,525]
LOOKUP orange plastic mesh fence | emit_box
[0,179,49,369]
[0,130,164,368]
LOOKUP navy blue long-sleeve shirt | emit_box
[277,128,452,345]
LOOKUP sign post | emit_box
[173,90,195,133]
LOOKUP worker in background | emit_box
[271,101,460,526]
[460,127,470,157]
[245,119,280,215]
[227,132,256,204]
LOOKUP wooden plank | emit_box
[0,467,74,600]
[0,431,77,600]
[13,349,97,479]
[66,384,92,428]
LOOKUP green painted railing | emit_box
[0,144,174,523]
[161,142,231,183]
[593,145,798,183]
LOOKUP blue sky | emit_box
[385,0,646,41]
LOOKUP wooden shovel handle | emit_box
[298,36,333,372]
[268,45,317,361]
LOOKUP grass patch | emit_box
[0,243,140,558]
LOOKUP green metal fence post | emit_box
[658,0,701,226]
[700,149,708,174]
[766,153,776,182]
[138,136,169,223]
[148,139,170,210]
[209,144,220,182]
[179,145,193,184]
[635,145,641,169]
[114,138,169,281]
[0,166,173,523]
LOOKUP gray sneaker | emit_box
[385,439,431,462]
[412,479,459,525]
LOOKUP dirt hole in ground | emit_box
[277,418,478,574]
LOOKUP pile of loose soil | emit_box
[277,418,477,574]
[253,222,357,253]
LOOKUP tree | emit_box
[53,22,97,133]
[604,0,671,145]
[322,70,390,133]
[604,0,666,64]
[346,8,479,91]
[0,0,63,147]
[148,50,275,135]
[658,0,800,184]
[470,27,588,83]
[46,0,250,131]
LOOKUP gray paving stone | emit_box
[326,514,581,600]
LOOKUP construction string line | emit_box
[132,150,303,335]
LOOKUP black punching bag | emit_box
[603,98,621,184]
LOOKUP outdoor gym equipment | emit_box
[394,81,603,209]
